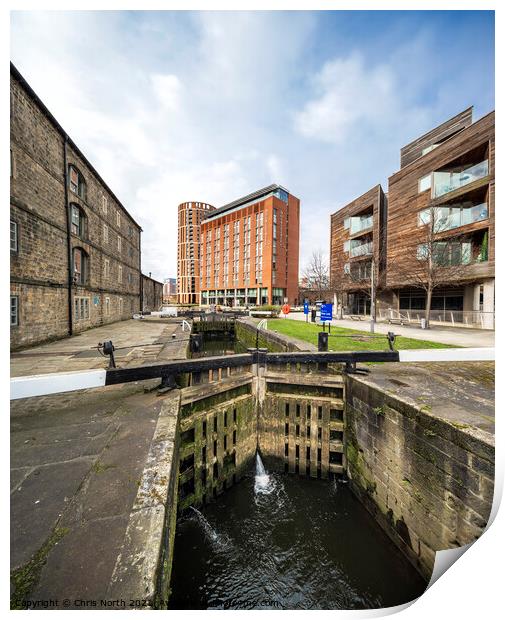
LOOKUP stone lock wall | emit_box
[345,374,494,579]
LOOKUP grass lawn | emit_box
[267,318,456,351]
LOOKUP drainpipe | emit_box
[63,135,73,336]
[139,231,143,312]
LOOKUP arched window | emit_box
[68,165,87,200]
[70,203,87,239]
[72,247,89,285]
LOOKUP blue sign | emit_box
[320,303,333,322]
[303,302,309,315]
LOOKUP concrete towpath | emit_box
[10,318,188,609]
[285,312,495,348]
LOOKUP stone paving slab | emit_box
[360,361,494,436]
[10,318,188,377]
[10,319,188,609]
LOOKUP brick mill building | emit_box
[199,185,300,307]
[177,201,215,304]
[330,108,495,328]
[10,63,143,350]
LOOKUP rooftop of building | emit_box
[203,183,291,221]
[399,107,474,169]
[330,183,384,219]
[10,62,142,231]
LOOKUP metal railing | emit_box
[378,308,495,329]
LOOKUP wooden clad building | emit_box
[329,108,495,328]
[387,109,495,328]
[330,184,389,316]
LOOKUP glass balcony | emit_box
[432,160,489,198]
[349,214,373,235]
[349,241,373,258]
[436,203,488,232]
[417,238,488,266]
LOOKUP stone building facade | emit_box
[10,63,142,350]
[141,274,164,313]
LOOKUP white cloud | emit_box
[151,73,183,110]
[294,53,398,144]
[10,12,493,283]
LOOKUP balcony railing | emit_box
[436,203,488,231]
[349,214,373,235]
[419,203,489,232]
[349,241,373,258]
[432,160,489,198]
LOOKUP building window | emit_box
[105,297,110,316]
[10,220,18,252]
[119,298,123,315]
[70,204,86,238]
[68,165,86,200]
[118,236,122,253]
[116,210,121,228]
[103,224,108,243]
[118,265,123,283]
[417,209,431,227]
[102,194,108,214]
[104,258,110,278]
[418,174,431,193]
[72,248,88,285]
[127,272,132,284]
[73,296,90,321]
[10,296,19,326]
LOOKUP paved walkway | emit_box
[11,317,188,377]
[10,319,188,608]
[286,312,495,348]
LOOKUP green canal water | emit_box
[168,461,427,610]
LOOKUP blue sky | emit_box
[10,11,494,281]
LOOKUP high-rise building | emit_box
[199,184,300,307]
[177,202,215,304]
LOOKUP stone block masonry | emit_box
[344,373,494,580]
[10,64,142,350]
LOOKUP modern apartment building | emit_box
[163,277,177,303]
[199,185,300,306]
[330,185,388,316]
[10,63,143,350]
[177,201,215,304]
[387,108,494,328]
[329,108,495,328]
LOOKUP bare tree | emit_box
[302,250,330,299]
[393,205,485,328]
[339,239,390,332]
